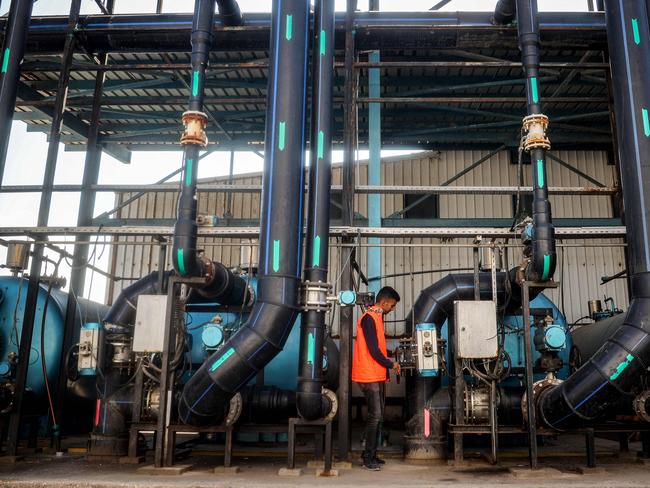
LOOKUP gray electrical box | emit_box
[133,295,168,353]
[453,300,498,359]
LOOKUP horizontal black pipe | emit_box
[1,12,607,54]
[178,0,310,426]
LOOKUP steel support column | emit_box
[367,46,381,296]
[0,0,34,186]
[337,0,357,462]
[4,0,81,457]
[58,0,115,435]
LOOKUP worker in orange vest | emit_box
[352,286,401,470]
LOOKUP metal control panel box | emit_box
[133,294,169,353]
[453,300,498,358]
[416,323,438,376]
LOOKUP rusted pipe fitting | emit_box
[522,114,550,151]
[181,110,209,146]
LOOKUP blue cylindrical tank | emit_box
[0,276,108,405]
[437,293,571,385]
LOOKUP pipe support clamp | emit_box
[181,110,209,146]
[522,114,551,151]
[301,280,332,312]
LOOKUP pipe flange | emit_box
[521,375,563,425]
[322,388,338,422]
[225,392,243,426]
[301,280,333,312]
[522,114,551,151]
[181,110,209,147]
[633,390,650,423]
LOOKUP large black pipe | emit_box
[538,0,650,430]
[493,0,515,25]
[178,0,310,426]
[2,12,607,55]
[0,0,34,186]
[215,0,242,26]
[515,0,557,282]
[103,271,172,326]
[296,0,335,421]
[404,269,527,458]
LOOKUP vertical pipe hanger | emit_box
[296,0,336,421]
[0,0,34,186]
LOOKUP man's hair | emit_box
[376,286,400,303]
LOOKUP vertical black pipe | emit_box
[0,0,34,186]
[5,0,81,457]
[172,0,216,280]
[338,0,357,462]
[538,0,650,430]
[178,0,310,426]
[515,0,557,282]
[296,0,335,421]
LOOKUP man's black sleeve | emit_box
[361,315,393,369]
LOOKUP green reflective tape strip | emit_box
[177,249,187,275]
[285,14,293,40]
[185,159,193,186]
[632,18,641,45]
[536,159,545,188]
[273,240,280,272]
[542,254,551,281]
[317,130,324,159]
[319,30,326,55]
[209,347,235,372]
[609,353,635,381]
[1,48,9,74]
[530,77,539,104]
[192,71,199,97]
[313,235,321,267]
[643,108,650,137]
[307,332,315,365]
[278,121,286,150]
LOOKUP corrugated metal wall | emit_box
[108,150,627,334]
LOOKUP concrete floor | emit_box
[1,435,650,488]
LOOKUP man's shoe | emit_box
[374,456,385,465]
[362,459,381,471]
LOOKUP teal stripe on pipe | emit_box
[273,240,280,272]
[1,48,9,74]
[542,254,551,281]
[313,235,321,267]
[319,30,326,55]
[307,332,315,366]
[632,18,640,45]
[192,71,199,97]
[209,347,235,372]
[185,159,193,186]
[285,14,293,40]
[643,108,650,137]
[177,249,187,275]
[530,77,539,104]
[536,159,545,188]
[278,121,286,150]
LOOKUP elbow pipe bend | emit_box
[103,271,173,326]
[179,275,300,425]
[216,0,242,26]
[538,272,650,430]
[493,0,516,25]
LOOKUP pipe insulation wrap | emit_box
[538,0,650,429]
[297,0,336,421]
[179,0,310,426]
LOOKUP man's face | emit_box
[378,298,398,315]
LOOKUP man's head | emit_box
[375,286,400,314]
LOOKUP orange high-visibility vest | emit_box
[352,307,389,383]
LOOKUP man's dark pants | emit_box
[357,381,385,460]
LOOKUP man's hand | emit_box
[392,361,401,375]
